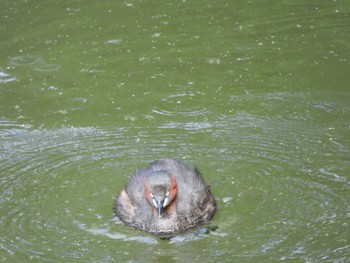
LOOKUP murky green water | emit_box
[1,0,349,262]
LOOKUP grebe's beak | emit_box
[150,192,164,218]
[156,200,163,218]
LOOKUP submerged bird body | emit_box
[114,158,216,236]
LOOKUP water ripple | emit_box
[1,88,349,262]
[0,125,126,260]
[152,108,210,117]
[9,55,42,66]
[0,123,210,260]
[203,97,350,261]
[152,90,211,117]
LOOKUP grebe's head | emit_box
[143,171,178,218]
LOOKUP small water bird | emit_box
[114,158,217,237]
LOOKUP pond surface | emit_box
[1,0,350,262]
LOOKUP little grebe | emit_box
[114,158,217,236]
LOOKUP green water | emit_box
[1,0,349,262]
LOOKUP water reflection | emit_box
[75,221,158,245]
[0,69,17,84]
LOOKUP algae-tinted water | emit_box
[1,1,349,262]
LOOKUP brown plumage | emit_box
[114,158,217,237]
